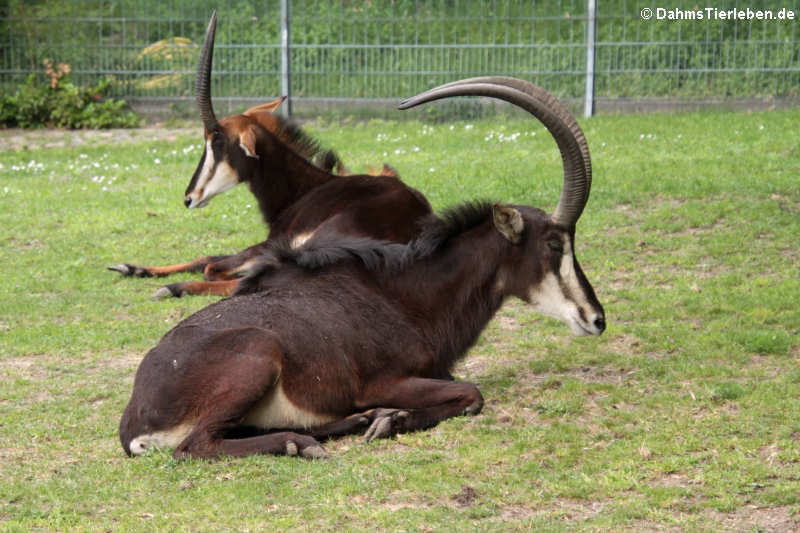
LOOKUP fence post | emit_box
[583,0,596,118]
[280,0,292,117]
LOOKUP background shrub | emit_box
[0,62,140,129]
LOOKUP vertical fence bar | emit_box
[280,0,292,117]
[583,0,596,118]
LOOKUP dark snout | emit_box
[574,258,606,336]
[594,316,606,334]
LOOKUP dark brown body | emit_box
[119,70,606,459]
[110,12,432,298]
[120,203,605,459]
[110,109,430,298]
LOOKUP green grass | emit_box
[1,109,799,531]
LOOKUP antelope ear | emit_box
[492,204,524,243]
[243,96,286,117]
[239,126,259,159]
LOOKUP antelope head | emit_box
[401,78,605,336]
[184,12,286,209]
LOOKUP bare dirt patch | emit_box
[498,499,609,523]
[705,505,798,532]
[620,520,682,532]
[0,126,196,152]
[604,333,643,357]
[567,365,640,384]
[650,472,700,489]
[665,220,728,238]
[451,485,478,507]
[356,490,432,513]
[96,352,143,372]
[7,237,44,251]
[0,353,54,381]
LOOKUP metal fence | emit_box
[1,0,798,117]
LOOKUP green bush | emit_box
[0,68,140,129]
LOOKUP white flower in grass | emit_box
[154,158,161,164]
[465,124,473,130]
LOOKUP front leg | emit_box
[108,255,229,278]
[202,242,270,281]
[355,378,484,441]
[152,279,240,299]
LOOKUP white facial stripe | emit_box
[195,139,216,190]
[559,240,585,298]
[529,271,579,326]
[201,159,239,200]
[528,240,601,336]
[128,422,195,456]
[188,140,240,208]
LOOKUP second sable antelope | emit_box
[110,11,430,299]
[119,78,606,460]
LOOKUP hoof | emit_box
[286,439,326,459]
[364,409,409,442]
[152,286,178,300]
[285,441,298,456]
[108,264,151,277]
[300,445,328,459]
[108,264,133,276]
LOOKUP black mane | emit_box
[413,200,494,258]
[273,115,341,172]
[235,201,494,295]
[296,200,493,272]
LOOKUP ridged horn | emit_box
[196,11,219,132]
[398,77,591,228]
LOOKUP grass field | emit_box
[1,108,799,531]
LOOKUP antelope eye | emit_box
[548,240,564,254]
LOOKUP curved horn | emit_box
[398,78,591,227]
[196,11,219,132]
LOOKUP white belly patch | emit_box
[242,381,336,429]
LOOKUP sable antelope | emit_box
[119,77,606,460]
[109,11,427,299]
